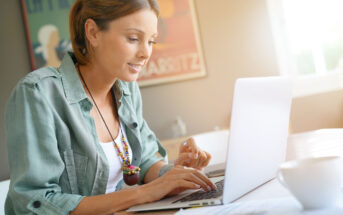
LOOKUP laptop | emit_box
[128,76,293,212]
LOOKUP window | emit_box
[267,0,343,97]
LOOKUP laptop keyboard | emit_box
[173,179,224,203]
[206,169,225,177]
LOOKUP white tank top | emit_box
[99,122,133,193]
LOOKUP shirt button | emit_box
[33,201,41,208]
[132,122,138,129]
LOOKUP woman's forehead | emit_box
[108,9,158,35]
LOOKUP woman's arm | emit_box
[6,80,85,215]
[72,161,167,214]
[71,163,215,214]
[70,187,144,215]
[143,160,166,183]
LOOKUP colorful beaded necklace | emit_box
[78,65,140,186]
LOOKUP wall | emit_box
[140,0,343,139]
[291,90,343,133]
[141,0,280,139]
[0,1,31,181]
[1,0,343,180]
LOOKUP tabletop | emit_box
[1,129,343,215]
[117,128,343,215]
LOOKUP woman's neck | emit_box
[78,62,117,105]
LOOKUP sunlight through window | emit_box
[268,0,343,96]
[282,0,343,75]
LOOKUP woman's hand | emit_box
[139,165,216,203]
[174,137,211,170]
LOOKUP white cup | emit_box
[277,156,343,210]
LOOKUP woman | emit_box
[5,0,215,214]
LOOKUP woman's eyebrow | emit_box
[125,27,158,37]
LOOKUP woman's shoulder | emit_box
[9,67,63,102]
[20,66,61,88]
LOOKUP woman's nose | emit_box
[137,42,151,60]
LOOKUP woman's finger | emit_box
[189,151,203,168]
[194,150,212,168]
[176,150,210,168]
[179,140,190,153]
[183,173,212,191]
[188,138,199,157]
[190,169,216,190]
[181,138,199,157]
[171,179,201,193]
[201,151,210,167]
[202,151,212,167]
[174,152,196,166]
[174,167,216,190]
[143,166,216,201]
[195,151,206,167]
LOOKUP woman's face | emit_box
[91,9,158,82]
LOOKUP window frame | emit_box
[266,0,343,97]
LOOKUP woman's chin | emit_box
[120,74,140,82]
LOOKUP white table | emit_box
[119,129,343,214]
[286,128,343,160]
[2,129,343,215]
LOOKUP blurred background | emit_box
[1,0,343,181]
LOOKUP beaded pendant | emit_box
[116,135,140,186]
[122,165,141,185]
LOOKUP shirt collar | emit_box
[115,80,131,97]
[58,52,88,104]
[58,52,131,104]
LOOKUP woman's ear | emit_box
[84,18,100,48]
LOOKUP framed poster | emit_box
[138,0,207,87]
[21,0,74,70]
[21,0,206,86]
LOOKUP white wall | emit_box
[141,0,343,140]
[141,0,281,139]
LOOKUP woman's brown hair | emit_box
[69,0,160,65]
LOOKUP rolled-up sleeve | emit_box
[6,81,83,215]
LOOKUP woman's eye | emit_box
[128,37,139,42]
[149,40,157,45]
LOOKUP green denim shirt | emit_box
[5,52,169,215]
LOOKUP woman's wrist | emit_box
[105,186,150,213]
[144,161,166,183]
[158,164,173,177]
[136,184,154,204]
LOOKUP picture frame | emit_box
[21,0,207,87]
[137,0,207,87]
[21,0,74,70]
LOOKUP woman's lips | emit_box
[128,63,143,73]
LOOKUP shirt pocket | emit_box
[62,149,88,194]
